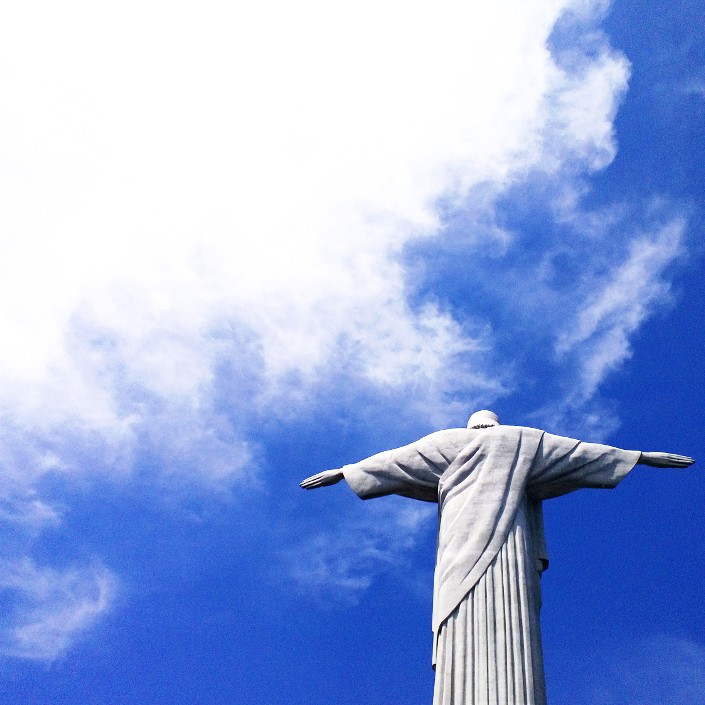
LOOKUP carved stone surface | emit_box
[301,411,694,705]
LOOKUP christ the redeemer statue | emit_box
[300,410,694,705]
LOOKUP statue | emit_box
[300,410,694,705]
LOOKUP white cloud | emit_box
[285,501,436,601]
[550,49,629,171]
[583,635,705,705]
[0,0,689,643]
[556,215,684,397]
[0,559,117,662]
[510,205,685,439]
[0,0,632,491]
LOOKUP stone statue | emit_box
[300,410,694,705]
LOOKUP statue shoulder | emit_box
[485,425,545,442]
[422,427,473,441]
[413,427,474,451]
[507,424,545,436]
[413,425,545,451]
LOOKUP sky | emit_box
[0,0,703,703]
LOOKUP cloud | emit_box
[558,216,683,385]
[0,0,691,646]
[683,78,705,97]
[406,184,687,440]
[0,0,633,491]
[582,635,705,705]
[530,207,686,437]
[0,559,117,662]
[284,501,436,601]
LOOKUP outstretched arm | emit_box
[528,432,695,500]
[300,469,344,489]
[638,452,695,468]
[299,430,458,500]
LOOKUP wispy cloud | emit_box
[0,559,117,662]
[529,208,686,437]
[581,635,705,705]
[557,215,684,386]
[683,78,705,97]
[284,501,436,602]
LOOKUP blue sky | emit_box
[0,1,703,703]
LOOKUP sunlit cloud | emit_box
[0,0,691,649]
[0,559,117,662]
[0,0,633,485]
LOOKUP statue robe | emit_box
[341,425,640,705]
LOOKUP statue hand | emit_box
[300,469,345,489]
[639,452,695,468]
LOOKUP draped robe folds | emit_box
[341,425,640,705]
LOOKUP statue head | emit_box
[467,410,500,429]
